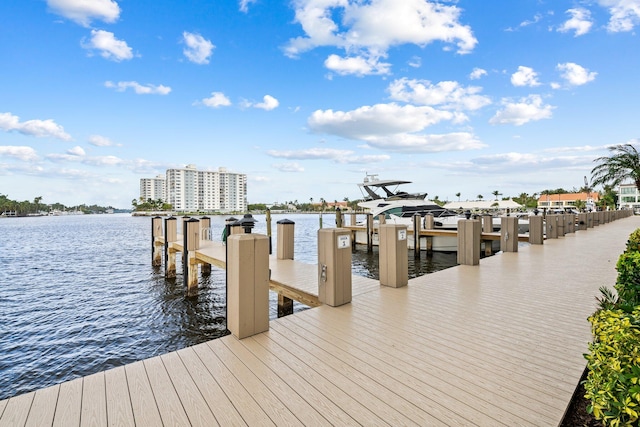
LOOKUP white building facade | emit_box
[617,183,640,211]
[144,165,247,212]
[139,175,165,202]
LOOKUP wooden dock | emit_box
[1,216,637,426]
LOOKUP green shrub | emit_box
[616,252,640,311]
[584,308,640,426]
[626,229,640,253]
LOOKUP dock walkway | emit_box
[1,216,638,426]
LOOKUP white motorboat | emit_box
[354,175,528,252]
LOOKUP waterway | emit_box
[0,213,457,400]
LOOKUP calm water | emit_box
[0,213,457,400]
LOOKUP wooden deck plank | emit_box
[0,391,34,427]
[104,366,134,427]
[350,289,580,393]
[207,338,302,426]
[240,336,360,426]
[160,351,218,427]
[123,361,163,427]
[80,372,107,427]
[251,331,388,425]
[191,342,276,427]
[52,377,82,427]
[25,384,59,427]
[220,336,331,426]
[175,347,248,426]
[286,305,556,425]
[342,294,574,403]
[262,326,420,426]
[269,318,458,426]
[143,356,192,427]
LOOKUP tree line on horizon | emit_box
[0,194,117,216]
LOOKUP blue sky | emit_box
[1,0,639,209]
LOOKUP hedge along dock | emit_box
[0,211,636,426]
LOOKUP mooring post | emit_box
[557,214,565,237]
[529,214,544,244]
[412,213,421,258]
[183,218,200,296]
[481,214,493,233]
[199,216,212,275]
[227,233,269,339]
[500,216,519,252]
[457,219,481,266]
[423,214,434,254]
[318,228,352,306]
[335,208,342,228]
[350,213,356,226]
[266,208,272,255]
[379,224,408,288]
[366,213,374,253]
[566,213,575,234]
[576,213,587,231]
[276,218,295,317]
[151,216,163,266]
[276,219,295,260]
[164,217,178,278]
[546,214,558,239]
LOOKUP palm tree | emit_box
[592,144,640,189]
[455,192,461,201]
[477,194,483,200]
[492,190,500,200]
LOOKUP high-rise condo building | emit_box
[141,165,247,212]
[139,175,166,203]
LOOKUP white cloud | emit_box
[83,30,133,62]
[324,54,391,76]
[558,8,593,36]
[182,32,215,64]
[469,68,487,80]
[467,151,594,172]
[0,146,38,161]
[511,66,540,87]
[598,0,640,32]
[387,78,491,111]
[285,0,477,75]
[254,95,280,111]
[307,103,484,153]
[267,148,354,161]
[199,92,231,108]
[105,81,171,95]
[239,0,257,13]
[47,0,120,27]
[272,162,305,172]
[557,62,597,86]
[67,146,86,156]
[515,13,542,30]
[0,112,72,141]
[88,135,116,147]
[408,56,421,68]
[361,132,485,153]
[309,103,456,139]
[489,95,554,126]
[267,148,392,163]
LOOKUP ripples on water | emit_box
[0,213,457,400]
